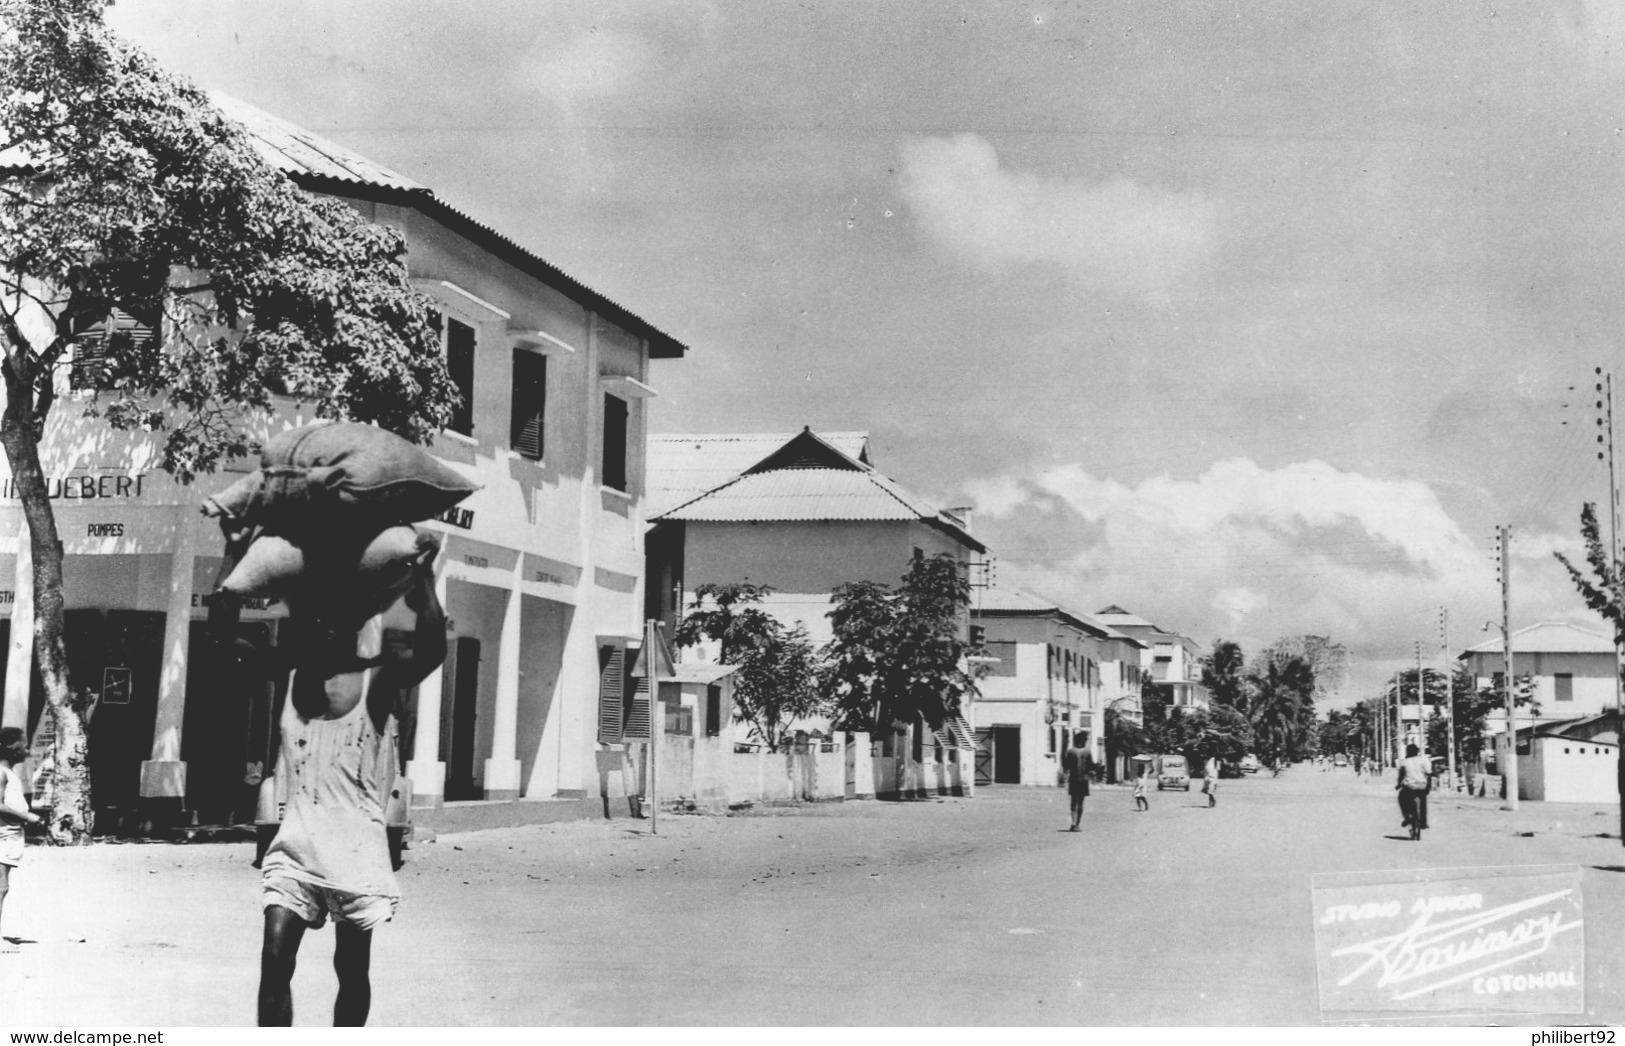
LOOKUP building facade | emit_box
[970,589,1143,787]
[1092,605,1210,711]
[0,96,688,826]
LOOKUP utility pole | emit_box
[1414,639,1423,751]
[1500,524,1519,812]
[1599,369,1625,847]
[1441,607,1456,794]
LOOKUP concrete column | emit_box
[405,566,450,808]
[140,509,193,801]
[482,557,524,799]
[1,522,31,733]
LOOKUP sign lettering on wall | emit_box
[438,506,475,529]
[87,523,124,537]
[0,474,147,501]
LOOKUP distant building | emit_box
[1092,606,1210,711]
[970,588,1144,786]
[1492,713,1619,804]
[645,427,984,796]
[1459,621,1620,729]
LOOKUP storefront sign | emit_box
[87,522,124,537]
[101,666,132,706]
[0,474,147,501]
[1314,866,1584,1015]
[464,554,489,569]
[438,506,475,529]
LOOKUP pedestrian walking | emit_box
[1132,763,1150,811]
[1396,742,1433,841]
[257,558,446,1027]
[1204,758,1219,807]
[1061,731,1092,831]
[0,726,43,953]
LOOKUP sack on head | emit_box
[201,422,477,530]
[218,526,437,616]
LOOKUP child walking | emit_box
[1132,765,1150,811]
[0,726,43,953]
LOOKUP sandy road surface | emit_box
[4,767,1624,1026]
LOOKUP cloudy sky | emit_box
[108,0,1625,702]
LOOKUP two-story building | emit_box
[969,588,1143,787]
[1092,605,1210,711]
[0,95,688,828]
[645,427,983,796]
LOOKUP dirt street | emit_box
[5,768,1624,1026]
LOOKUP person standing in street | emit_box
[257,559,446,1026]
[1132,763,1150,811]
[1396,742,1434,841]
[0,726,43,953]
[1204,758,1219,807]
[1061,731,1092,831]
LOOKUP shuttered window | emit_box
[602,393,628,492]
[622,674,651,740]
[597,644,625,744]
[510,349,545,460]
[73,306,159,391]
[444,314,476,436]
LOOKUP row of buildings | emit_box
[0,96,1214,828]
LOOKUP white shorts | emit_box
[262,874,397,932]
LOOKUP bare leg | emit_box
[0,863,13,951]
[259,905,308,1027]
[333,921,373,1027]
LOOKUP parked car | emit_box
[1156,754,1191,791]
[1332,754,1349,768]
[1239,754,1261,774]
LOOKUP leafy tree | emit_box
[1263,635,1349,704]
[1556,502,1625,657]
[1201,639,1248,714]
[0,1,456,839]
[674,582,827,751]
[1247,651,1316,765]
[1422,666,1536,773]
[824,550,976,734]
[1168,704,1252,773]
[1102,705,1146,783]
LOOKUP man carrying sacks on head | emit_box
[202,422,469,1027]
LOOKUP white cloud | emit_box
[972,457,1513,699]
[897,133,1218,297]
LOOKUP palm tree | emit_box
[1202,639,1249,714]
[1247,653,1316,766]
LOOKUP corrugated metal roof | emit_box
[974,588,1136,643]
[646,431,869,515]
[659,467,926,521]
[210,93,425,193]
[1461,621,1614,656]
[1,92,688,359]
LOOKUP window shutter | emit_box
[623,674,651,740]
[446,316,476,436]
[510,350,546,460]
[73,307,157,391]
[597,644,625,744]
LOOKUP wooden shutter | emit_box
[510,350,545,460]
[446,316,476,436]
[622,673,651,740]
[73,307,157,391]
[597,644,625,744]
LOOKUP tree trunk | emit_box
[0,393,91,843]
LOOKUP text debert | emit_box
[1319,893,1482,924]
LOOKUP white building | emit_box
[0,96,688,827]
[1460,621,1620,730]
[1092,605,1210,711]
[970,588,1144,786]
[1493,714,1619,804]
